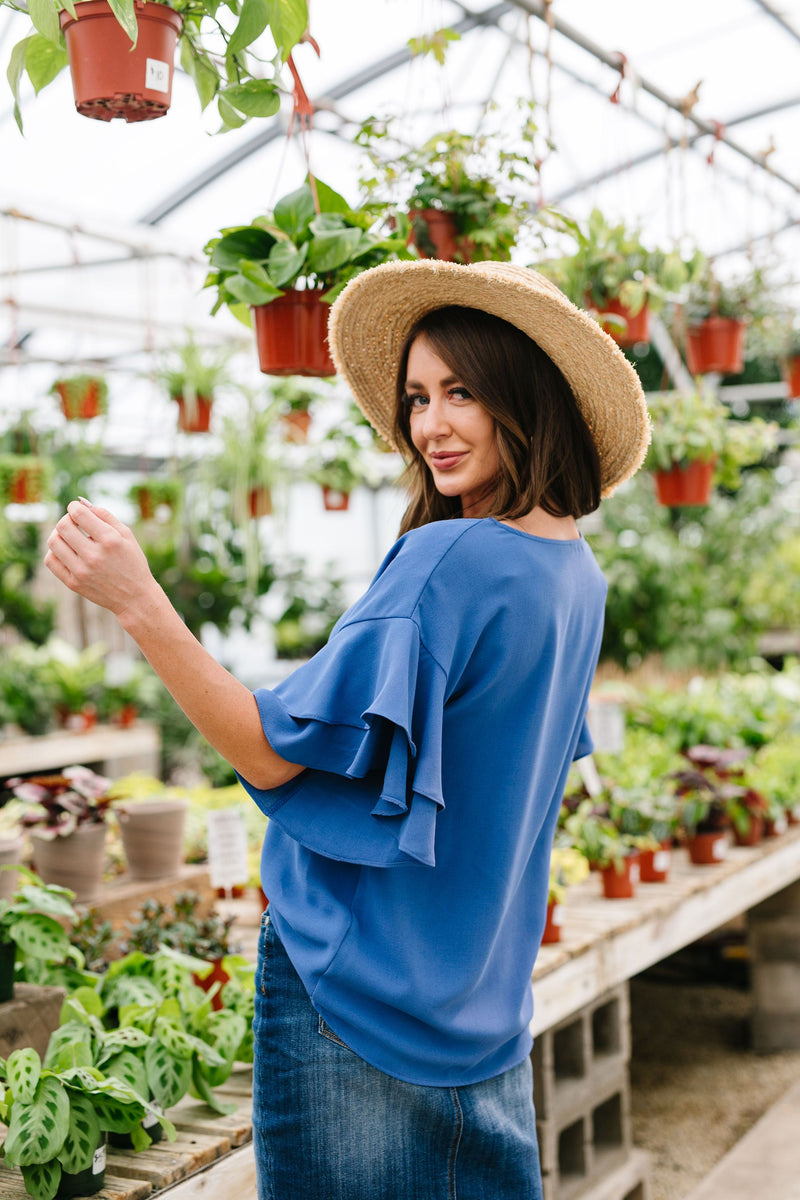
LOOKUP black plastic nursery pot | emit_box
[56,1138,106,1198]
[0,938,16,1003]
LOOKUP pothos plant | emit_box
[4,0,308,132]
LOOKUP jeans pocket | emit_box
[317,1014,354,1053]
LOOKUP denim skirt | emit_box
[252,913,543,1200]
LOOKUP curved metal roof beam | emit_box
[139,2,514,226]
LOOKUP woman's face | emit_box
[404,334,500,516]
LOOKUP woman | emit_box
[45,260,649,1200]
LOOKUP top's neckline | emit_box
[487,517,583,545]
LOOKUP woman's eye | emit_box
[448,388,473,403]
[404,393,429,411]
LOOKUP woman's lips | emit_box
[430,452,467,470]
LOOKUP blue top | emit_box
[238,517,607,1086]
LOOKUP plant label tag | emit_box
[93,1145,106,1175]
[207,808,249,890]
[654,850,671,872]
[587,699,625,754]
[712,838,727,860]
[146,58,170,92]
[551,904,564,927]
[773,816,788,836]
[629,862,640,884]
[143,1110,161,1129]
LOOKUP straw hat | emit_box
[328,259,650,496]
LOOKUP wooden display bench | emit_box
[0,723,160,781]
[0,1067,255,1200]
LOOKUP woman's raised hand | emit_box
[45,499,161,623]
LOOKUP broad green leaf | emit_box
[119,1003,157,1033]
[88,1092,145,1134]
[105,0,138,45]
[144,1038,192,1109]
[60,988,103,1022]
[20,1160,61,1200]
[7,36,32,133]
[218,94,247,130]
[7,1048,41,1103]
[100,1027,150,1054]
[211,227,275,270]
[267,241,306,287]
[221,79,280,118]
[267,0,307,62]
[50,1042,93,1073]
[44,1023,93,1070]
[226,266,283,306]
[273,183,316,240]
[311,177,351,216]
[107,974,163,1011]
[227,0,269,55]
[188,1059,236,1115]
[180,39,217,110]
[27,0,61,46]
[306,227,362,274]
[101,1050,148,1099]
[196,1011,246,1087]
[11,913,71,960]
[57,1091,100,1175]
[3,1075,69,1167]
[151,1018,195,1061]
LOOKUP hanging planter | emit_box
[600,854,640,900]
[174,393,213,433]
[408,208,462,261]
[685,316,746,375]
[321,486,351,512]
[654,458,715,507]
[59,0,182,123]
[0,455,49,505]
[52,374,108,419]
[541,899,563,945]
[253,291,336,378]
[599,298,651,348]
[281,409,313,443]
[248,486,273,519]
[129,478,181,520]
[783,354,800,401]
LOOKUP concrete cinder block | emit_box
[752,1011,800,1053]
[751,961,800,1012]
[0,983,66,1059]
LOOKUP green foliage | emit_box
[682,260,771,324]
[120,893,237,960]
[0,867,78,970]
[50,375,108,418]
[0,521,55,645]
[204,178,413,325]
[272,557,347,659]
[645,387,778,477]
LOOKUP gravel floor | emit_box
[629,952,800,1200]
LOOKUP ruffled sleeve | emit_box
[237,617,447,868]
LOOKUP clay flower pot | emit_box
[765,814,788,838]
[685,317,746,375]
[408,209,461,261]
[60,0,182,123]
[654,459,715,507]
[253,291,336,377]
[321,487,351,512]
[601,855,640,899]
[591,296,651,347]
[732,817,765,847]
[783,354,800,401]
[175,393,213,433]
[281,410,313,442]
[54,378,105,419]
[115,799,188,880]
[30,823,107,903]
[639,841,672,883]
[248,487,273,519]
[541,899,563,944]
[193,957,230,1012]
[7,462,45,504]
[686,830,728,865]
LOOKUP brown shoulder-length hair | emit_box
[393,305,602,535]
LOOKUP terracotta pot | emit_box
[59,0,182,123]
[321,486,350,512]
[54,379,104,419]
[7,464,44,504]
[732,816,765,847]
[685,317,746,375]
[193,957,229,1012]
[31,823,107,903]
[783,355,800,401]
[596,297,651,347]
[408,209,463,261]
[56,1137,106,1197]
[686,830,728,865]
[639,841,672,883]
[248,486,273,518]
[601,855,640,899]
[112,704,139,728]
[654,459,714,507]
[216,884,245,899]
[541,899,563,944]
[765,814,788,838]
[0,836,24,901]
[56,703,98,732]
[281,410,313,442]
[253,291,336,377]
[0,939,16,1004]
[175,393,213,433]
[115,799,188,880]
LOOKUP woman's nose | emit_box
[421,396,451,438]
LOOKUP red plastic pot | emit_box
[541,899,563,944]
[7,464,44,504]
[175,394,213,433]
[281,410,313,442]
[732,816,765,847]
[639,841,672,883]
[408,209,462,261]
[783,355,800,401]
[193,958,229,1012]
[321,487,351,512]
[598,298,651,347]
[685,317,746,375]
[54,379,104,419]
[601,855,640,899]
[248,487,273,518]
[654,459,714,507]
[253,291,336,377]
[59,0,182,123]
[686,831,728,865]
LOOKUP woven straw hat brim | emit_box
[328,259,651,497]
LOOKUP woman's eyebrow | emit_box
[404,374,460,390]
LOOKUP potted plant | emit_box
[39,641,106,731]
[670,745,748,864]
[272,559,346,660]
[782,328,800,400]
[607,785,679,883]
[645,387,777,507]
[563,800,640,899]
[0,455,51,505]
[128,476,182,521]
[10,766,113,903]
[272,378,319,442]
[539,208,702,347]
[356,110,539,263]
[156,336,234,433]
[203,177,413,376]
[95,657,160,728]
[0,866,78,1003]
[682,264,768,375]
[542,844,589,944]
[742,734,800,829]
[307,427,369,511]
[6,0,307,130]
[213,402,283,523]
[50,375,108,421]
[109,792,189,881]
[725,787,769,846]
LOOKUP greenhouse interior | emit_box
[1,1,800,1198]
